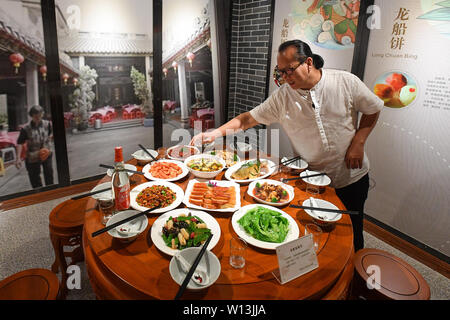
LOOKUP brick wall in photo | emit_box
[227,0,273,150]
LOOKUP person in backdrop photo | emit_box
[191,39,384,252]
[15,105,54,189]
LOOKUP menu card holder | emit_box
[272,234,319,285]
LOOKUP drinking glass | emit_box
[304,223,322,252]
[99,199,115,225]
[229,237,247,269]
[157,147,167,160]
[306,183,320,195]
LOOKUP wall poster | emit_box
[364,0,450,256]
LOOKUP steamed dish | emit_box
[231,160,268,180]
[237,206,289,243]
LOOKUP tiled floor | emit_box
[0,196,448,300]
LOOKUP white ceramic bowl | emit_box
[106,210,148,243]
[281,157,308,172]
[184,154,226,180]
[106,164,137,177]
[300,170,331,186]
[229,141,252,152]
[169,247,221,290]
[301,198,342,228]
[90,182,113,201]
[247,179,294,207]
[131,149,158,165]
[167,145,200,161]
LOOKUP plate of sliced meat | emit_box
[183,179,241,212]
[142,159,189,182]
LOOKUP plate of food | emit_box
[150,208,221,256]
[247,179,294,207]
[130,181,184,214]
[184,154,226,179]
[142,160,189,182]
[209,150,240,168]
[167,145,200,161]
[183,179,241,212]
[106,164,138,177]
[231,204,299,250]
[300,170,331,186]
[225,159,276,184]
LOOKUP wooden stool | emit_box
[0,269,60,300]
[49,198,89,298]
[352,248,430,300]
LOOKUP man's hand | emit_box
[345,140,364,169]
[15,158,22,169]
[190,131,218,147]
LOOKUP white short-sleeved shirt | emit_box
[250,69,384,189]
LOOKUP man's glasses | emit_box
[275,62,303,77]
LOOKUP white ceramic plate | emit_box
[300,170,331,186]
[231,204,300,250]
[90,182,113,200]
[183,179,241,213]
[225,159,277,184]
[247,179,294,207]
[151,208,221,256]
[302,198,342,223]
[167,145,200,161]
[106,164,137,177]
[130,181,184,214]
[281,157,308,171]
[142,160,189,182]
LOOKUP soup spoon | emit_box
[174,252,209,286]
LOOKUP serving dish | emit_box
[130,181,184,214]
[150,208,221,256]
[231,204,299,250]
[167,145,200,161]
[225,159,276,184]
[247,179,294,207]
[142,159,189,182]
[184,154,226,179]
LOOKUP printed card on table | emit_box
[273,234,319,285]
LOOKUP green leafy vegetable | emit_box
[237,206,289,243]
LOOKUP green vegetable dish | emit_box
[162,213,212,250]
[237,206,289,243]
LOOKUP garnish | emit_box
[207,181,218,187]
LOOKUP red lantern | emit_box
[73,77,78,86]
[39,65,47,81]
[163,67,168,78]
[9,53,24,74]
[172,61,178,74]
[62,73,69,85]
[186,52,195,67]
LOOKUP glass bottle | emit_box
[112,146,130,211]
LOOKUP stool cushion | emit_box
[49,198,89,230]
[354,248,430,300]
[0,269,60,300]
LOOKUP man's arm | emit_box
[345,112,380,169]
[190,112,260,145]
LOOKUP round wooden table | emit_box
[82,159,354,300]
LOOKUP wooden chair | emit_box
[352,248,430,300]
[0,269,60,300]
[49,198,88,299]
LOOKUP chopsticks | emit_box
[271,155,302,168]
[290,205,359,215]
[138,144,158,162]
[281,173,326,182]
[91,204,161,238]
[174,233,214,300]
[71,187,110,200]
[99,164,144,176]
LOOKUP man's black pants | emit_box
[25,155,54,188]
[335,173,369,252]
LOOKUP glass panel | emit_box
[55,0,154,180]
[0,0,58,196]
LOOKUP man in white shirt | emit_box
[191,40,383,251]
